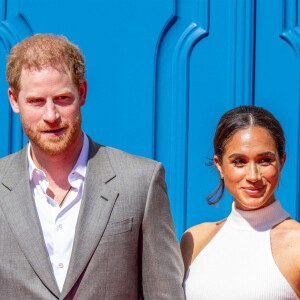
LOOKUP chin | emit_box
[235,196,273,211]
[40,145,70,155]
[30,126,81,156]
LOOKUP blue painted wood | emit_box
[19,0,173,159]
[254,0,300,220]
[0,0,5,20]
[279,0,300,220]
[0,3,32,156]
[0,0,299,240]
[280,0,300,220]
[155,0,209,238]
[231,0,255,106]
[184,0,256,233]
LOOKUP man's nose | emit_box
[43,100,60,123]
[246,163,261,182]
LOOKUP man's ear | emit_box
[8,88,20,113]
[79,80,87,107]
[214,155,224,179]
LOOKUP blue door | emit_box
[1,0,299,240]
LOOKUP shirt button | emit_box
[58,263,64,268]
[57,224,63,230]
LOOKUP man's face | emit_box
[8,66,87,156]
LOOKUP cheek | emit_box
[261,167,280,184]
[223,166,245,183]
[20,108,42,124]
[60,105,81,119]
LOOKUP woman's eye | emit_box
[233,159,246,166]
[259,157,272,165]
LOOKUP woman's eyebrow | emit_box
[257,152,276,157]
[228,152,276,159]
[228,153,247,159]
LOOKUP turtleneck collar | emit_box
[227,200,290,232]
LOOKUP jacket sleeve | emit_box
[139,162,185,299]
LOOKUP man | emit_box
[0,34,184,299]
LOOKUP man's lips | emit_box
[42,128,65,135]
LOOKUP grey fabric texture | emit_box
[0,138,185,299]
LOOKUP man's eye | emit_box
[56,96,68,101]
[233,159,246,166]
[29,98,43,104]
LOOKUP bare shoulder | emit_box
[273,217,300,245]
[272,217,300,268]
[180,219,226,274]
[181,220,226,250]
[271,218,300,297]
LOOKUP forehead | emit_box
[19,66,73,91]
[224,126,277,154]
[20,64,69,78]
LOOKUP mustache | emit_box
[35,121,68,131]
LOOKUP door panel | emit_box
[255,0,300,218]
[0,0,299,240]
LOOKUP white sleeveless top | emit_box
[183,200,299,299]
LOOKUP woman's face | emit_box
[214,126,286,211]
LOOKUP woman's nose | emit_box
[246,163,262,182]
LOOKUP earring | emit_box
[221,175,224,180]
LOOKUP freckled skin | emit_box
[214,126,286,211]
[8,66,87,157]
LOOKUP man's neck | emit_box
[30,133,84,187]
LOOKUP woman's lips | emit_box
[242,186,266,196]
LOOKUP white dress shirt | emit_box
[28,133,89,292]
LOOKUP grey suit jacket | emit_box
[0,138,184,299]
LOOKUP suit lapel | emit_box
[61,140,119,298]
[0,146,60,298]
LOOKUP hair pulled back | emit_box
[207,105,285,205]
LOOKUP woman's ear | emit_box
[280,152,286,171]
[214,155,224,179]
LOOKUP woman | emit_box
[181,105,300,299]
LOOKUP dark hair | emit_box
[207,105,285,205]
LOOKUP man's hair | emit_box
[6,33,86,96]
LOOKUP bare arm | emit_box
[271,218,300,298]
[181,220,226,277]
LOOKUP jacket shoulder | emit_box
[0,148,27,176]
[104,146,159,169]
[89,140,165,184]
[88,137,160,171]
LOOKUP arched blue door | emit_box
[0,0,299,240]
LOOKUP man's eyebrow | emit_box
[25,94,43,100]
[56,90,73,95]
[25,93,39,98]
